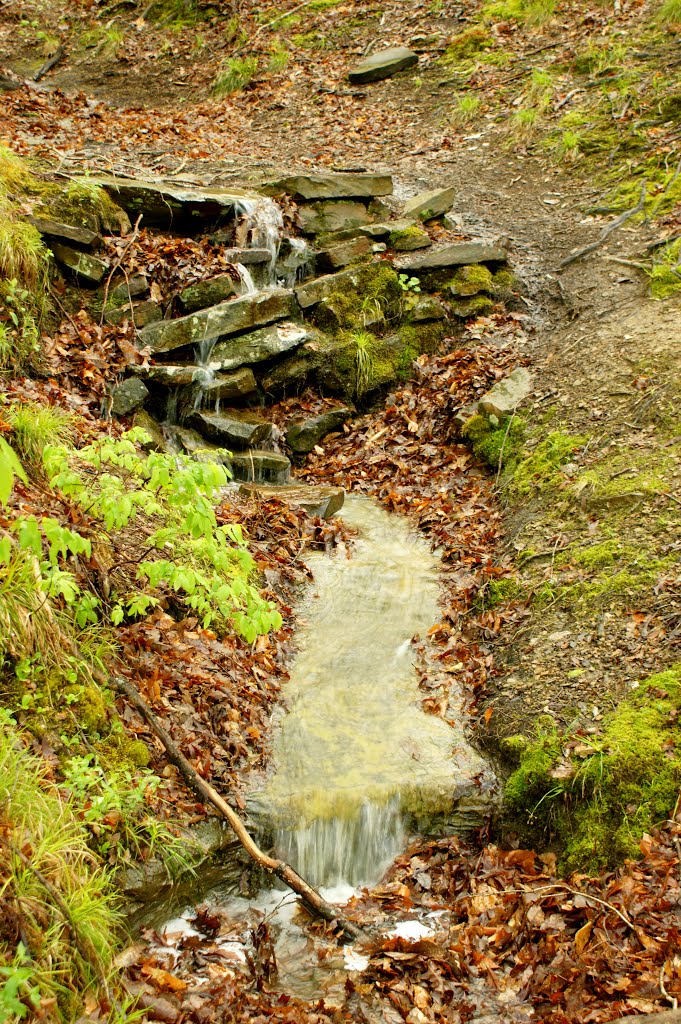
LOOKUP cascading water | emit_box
[234,197,284,283]
[235,263,257,294]
[256,495,493,890]
[278,237,314,289]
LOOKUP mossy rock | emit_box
[450,295,495,318]
[448,263,494,296]
[398,320,446,357]
[462,413,525,468]
[389,225,431,252]
[503,664,681,873]
[311,262,403,333]
[35,182,131,235]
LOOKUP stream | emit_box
[158,493,496,998]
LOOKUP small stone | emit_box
[372,243,387,253]
[27,215,99,248]
[191,409,272,450]
[478,367,532,418]
[111,274,148,303]
[179,274,238,313]
[348,47,419,84]
[411,296,447,321]
[111,378,149,416]
[132,363,198,387]
[389,225,431,251]
[285,407,351,454]
[221,247,272,265]
[297,201,372,236]
[228,450,291,485]
[104,300,162,328]
[51,242,107,284]
[239,482,344,519]
[403,187,456,222]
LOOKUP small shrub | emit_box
[213,56,258,96]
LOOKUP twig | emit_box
[99,215,142,327]
[33,44,65,82]
[558,181,648,270]
[603,255,650,271]
[231,0,318,57]
[555,87,585,111]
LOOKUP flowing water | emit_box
[234,197,284,280]
[253,494,493,889]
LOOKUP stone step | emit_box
[239,482,344,519]
[348,47,418,84]
[190,409,272,450]
[172,427,291,485]
[178,274,238,313]
[137,288,297,356]
[285,406,352,454]
[51,242,107,284]
[208,321,313,372]
[27,215,99,248]
[298,200,372,237]
[263,171,393,201]
[403,186,456,222]
[395,241,509,273]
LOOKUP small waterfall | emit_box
[236,262,256,294]
[278,237,314,289]
[234,197,284,281]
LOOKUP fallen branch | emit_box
[107,672,367,942]
[558,181,647,270]
[99,214,143,327]
[33,44,65,82]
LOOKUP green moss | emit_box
[450,295,495,318]
[388,225,430,250]
[482,576,524,608]
[463,413,525,468]
[505,665,681,872]
[510,431,587,495]
[442,27,493,64]
[313,263,402,333]
[398,321,446,356]
[38,181,130,234]
[449,263,494,296]
[97,731,150,769]
[492,268,520,299]
[650,239,681,298]
[64,683,112,738]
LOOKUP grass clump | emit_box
[451,94,482,126]
[443,27,493,63]
[657,0,681,23]
[6,402,75,471]
[79,25,124,55]
[505,665,681,872]
[213,55,258,96]
[352,330,377,400]
[0,728,121,1021]
[483,0,555,25]
[0,215,49,291]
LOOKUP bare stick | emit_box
[99,215,142,327]
[558,181,647,270]
[108,673,367,942]
[33,44,65,82]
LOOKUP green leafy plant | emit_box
[398,273,421,293]
[0,945,41,1022]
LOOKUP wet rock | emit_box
[395,241,509,272]
[403,187,456,222]
[478,367,532,418]
[221,247,272,265]
[51,242,107,284]
[27,215,99,248]
[111,378,149,416]
[132,363,197,387]
[295,267,361,309]
[132,410,169,452]
[285,407,352,454]
[264,172,392,201]
[450,296,495,318]
[137,288,296,355]
[79,175,264,230]
[209,321,311,371]
[228,450,291,485]
[316,235,372,271]
[261,347,321,396]
[297,201,372,236]
[198,367,258,401]
[348,47,418,84]
[173,426,223,462]
[104,300,162,328]
[111,274,149,303]
[389,225,431,251]
[240,482,344,519]
[178,274,238,313]
[411,296,447,321]
[191,409,272,449]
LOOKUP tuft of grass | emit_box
[79,25,124,55]
[451,94,481,125]
[511,107,539,139]
[292,30,327,48]
[484,0,555,24]
[213,55,258,96]
[657,0,681,25]
[7,403,75,471]
[0,728,121,1019]
[0,548,70,667]
[352,330,377,400]
[0,146,34,194]
[267,39,289,73]
[0,216,49,290]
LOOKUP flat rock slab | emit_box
[209,321,312,372]
[396,241,509,272]
[295,266,359,309]
[264,172,392,201]
[390,226,431,251]
[478,367,532,418]
[348,47,418,84]
[105,300,162,328]
[286,407,351,454]
[112,378,149,416]
[51,242,107,284]
[317,235,372,271]
[240,482,344,519]
[111,274,148,302]
[27,215,99,248]
[199,367,258,401]
[179,274,238,314]
[133,363,198,387]
[191,409,272,449]
[403,187,456,222]
[80,176,263,229]
[222,247,272,265]
[229,450,290,485]
[137,288,296,355]
[298,201,371,237]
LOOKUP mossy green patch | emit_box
[397,321,446,357]
[442,27,493,64]
[448,263,494,296]
[313,263,403,333]
[463,413,525,468]
[389,225,430,251]
[510,431,587,495]
[649,239,681,298]
[504,665,681,872]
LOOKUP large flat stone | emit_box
[132,363,198,387]
[403,187,456,222]
[295,267,358,309]
[317,235,372,271]
[104,300,162,328]
[348,47,418,84]
[199,368,258,401]
[179,274,238,314]
[264,172,392,201]
[27,215,99,248]
[222,247,272,265]
[285,407,352,454]
[239,482,344,519]
[395,241,509,272]
[137,288,296,356]
[297,201,371,237]
[229,450,290,485]
[478,368,532,418]
[111,378,149,416]
[208,321,312,372]
[51,242,107,284]
[191,409,272,450]
[79,176,264,230]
